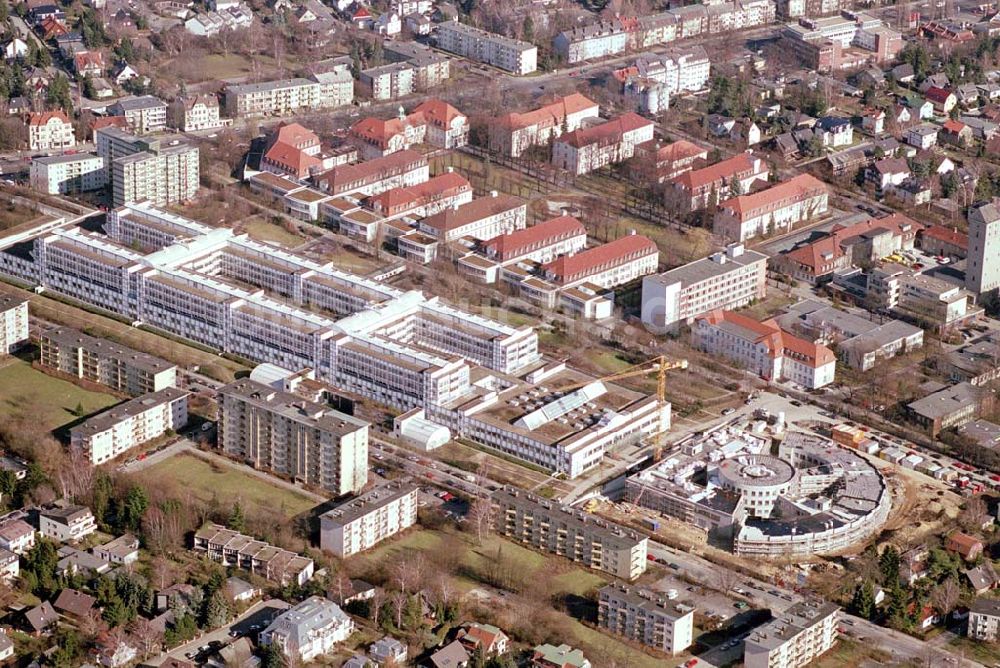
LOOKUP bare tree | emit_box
[930,577,960,617]
[468,498,495,544]
[391,590,408,630]
[369,588,386,627]
[959,496,989,532]
[129,617,163,659]
[715,567,740,596]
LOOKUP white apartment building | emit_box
[542,234,659,289]
[598,584,695,656]
[168,94,227,132]
[436,21,537,75]
[316,150,429,196]
[459,215,588,283]
[96,127,199,207]
[39,505,97,543]
[0,520,35,555]
[109,96,168,135]
[968,598,1000,642]
[219,378,370,496]
[319,480,418,557]
[744,600,839,668]
[261,597,354,664]
[40,325,177,395]
[641,244,768,333]
[491,93,600,159]
[693,310,836,389]
[418,193,527,243]
[646,46,711,94]
[29,153,107,195]
[966,201,1000,296]
[895,273,974,332]
[554,21,629,64]
[713,174,829,242]
[494,487,648,580]
[70,387,190,465]
[361,62,416,101]
[0,291,28,355]
[27,111,76,152]
[552,113,655,176]
[383,41,452,90]
[224,78,336,118]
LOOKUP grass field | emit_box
[352,529,676,668]
[179,54,284,82]
[0,202,44,232]
[0,358,119,431]
[141,452,317,518]
[244,218,305,248]
[812,638,893,667]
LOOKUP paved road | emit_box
[146,599,290,667]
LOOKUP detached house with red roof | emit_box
[667,152,769,212]
[552,112,654,175]
[939,119,973,147]
[26,110,75,151]
[946,531,984,561]
[918,225,967,259]
[350,100,466,160]
[694,310,836,389]
[713,174,828,242]
[490,93,600,158]
[73,50,104,78]
[925,86,957,114]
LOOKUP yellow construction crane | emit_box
[557,355,688,462]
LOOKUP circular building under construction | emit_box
[624,426,891,557]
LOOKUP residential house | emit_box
[531,644,590,668]
[53,588,96,620]
[4,38,28,61]
[918,225,967,259]
[73,50,105,78]
[429,641,470,668]
[925,86,957,114]
[861,107,886,135]
[40,505,97,542]
[905,124,938,149]
[26,110,76,151]
[92,534,139,564]
[0,519,35,554]
[260,597,354,663]
[939,119,973,146]
[816,115,854,147]
[457,623,510,656]
[966,562,999,595]
[225,577,260,603]
[24,601,58,636]
[369,637,407,665]
[0,549,18,583]
[968,598,1000,641]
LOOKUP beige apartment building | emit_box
[319,480,419,557]
[598,584,695,655]
[39,327,178,396]
[218,378,370,496]
[436,22,537,75]
[493,487,648,581]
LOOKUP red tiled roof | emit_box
[673,153,758,191]
[412,99,465,129]
[775,323,836,368]
[718,174,827,217]
[494,93,598,131]
[421,194,523,233]
[920,225,967,249]
[263,141,320,178]
[784,212,924,273]
[947,531,983,558]
[556,112,652,149]
[482,215,586,261]
[74,50,104,71]
[651,139,707,164]
[316,150,427,193]
[28,110,70,126]
[543,234,656,284]
[351,112,424,147]
[941,119,967,134]
[925,86,953,104]
[698,310,834,368]
[367,171,470,214]
[272,122,319,148]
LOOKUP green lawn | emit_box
[244,219,305,249]
[140,452,317,518]
[0,358,118,431]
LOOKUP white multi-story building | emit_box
[0,291,28,355]
[542,234,659,289]
[27,111,76,151]
[552,113,655,176]
[96,127,199,207]
[40,325,177,395]
[693,310,836,389]
[109,96,168,135]
[615,46,712,99]
[224,78,336,118]
[966,201,1000,296]
[744,601,840,668]
[261,597,354,663]
[895,273,974,332]
[39,505,97,543]
[968,599,1000,642]
[418,193,526,243]
[70,387,190,465]
[641,244,768,333]
[316,150,429,196]
[436,21,537,75]
[491,94,600,159]
[319,480,418,557]
[554,20,630,64]
[360,62,416,101]
[668,153,770,212]
[598,584,694,656]
[29,153,107,195]
[219,378,370,496]
[713,174,829,242]
[0,520,35,555]
[168,94,227,132]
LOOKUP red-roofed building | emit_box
[542,234,658,289]
[350,100,466,160]
[88,115,127,139]
[26,110,75,151]
[925,86,957,114]
[417,192,526,242]
[630,139,709,184]
[261,123,322,180]
[552,112,654,175]
[490,93,600,158]
[694,310,836,388]
[366,170,472,218]
[73,50,104,78]
[314,150,429,196]
[774,213,924,283]
[713,174,829,242]
[668,152,769,212]
[918,225,967,259]
[946,531,984,561]
[939,119,972,146]
[482,215,587,264]
[39,17,69,40]
[458,623,510,656]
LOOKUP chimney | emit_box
[490,190,498,197]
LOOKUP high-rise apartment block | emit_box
[743,600,839,668]
[218,379,370,496]
[319,480,418,557]
[0,292,28,356]
[966,202,1000,296]
[598,584,695,655]
[436,22,537,75]
[95,127,199,206]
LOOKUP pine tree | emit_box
[261,640,286,668]
[879,546,900,586]
[204,590,231,629]
[850,581,876,620]
[522,15,535,43]
[228,501,246,532]
[120,486,149,531]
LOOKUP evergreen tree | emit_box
[879,545,900,586]
[261,640,286,668]
[228,501,246,533]
[120,485,149,531]
[204,590,231,629]
[850,580,876,620]
[46,73,73,114]
[522,15,535,43]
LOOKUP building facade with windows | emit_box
[598,584,694,655]
[436,22,537,75]
[30,153,107,195]
[319,480,418,557]
[0,292,28,356]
